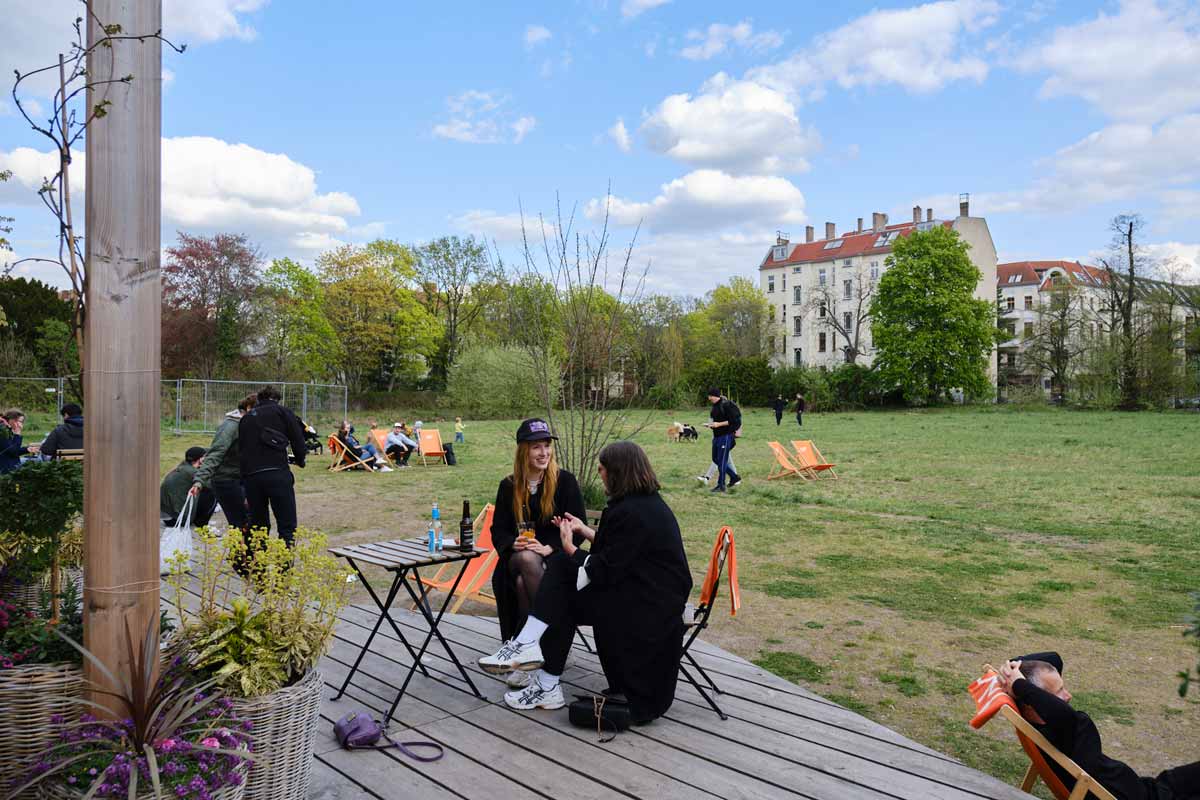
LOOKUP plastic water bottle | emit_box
[432,503,443,551]
[427,520,436,554]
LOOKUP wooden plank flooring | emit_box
[308,603,1031,800]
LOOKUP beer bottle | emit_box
[459,499,473,551]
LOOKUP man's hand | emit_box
[188,484,201,497]
[999,660,1023,695]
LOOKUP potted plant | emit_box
[166,527,352,800]
[7,618,253,800]
[0,461,84,614]
[0,580,84,792]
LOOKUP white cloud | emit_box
[1144,242,1200,282]
[524,24,552,49]
[588,170,807,233]
[609,118,632,153]
[680,20,784,61]
[622,0,670,20]
[749,0,998,97]
[1017,0,1200,123]
[644,38,659,58]
[433,90,536,144]
[633,230,773,293]
[640,74,820,174]
[450,210,532,245]
[162,0,269,43]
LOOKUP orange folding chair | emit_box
[368,428,396,465]
[791,440,838,479]
[680,526,740,720]
[411,504,498,613]
[327,434,374,472]
[767,441,807,480]
[417,429,448,466]
[967,666,1117,800]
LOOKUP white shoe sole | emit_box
[479,657,544,675]
[504,694,565,711]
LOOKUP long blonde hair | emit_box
[511,441,559,526]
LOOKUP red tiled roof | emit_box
[759,220,953,270]
[997,262,1041,286]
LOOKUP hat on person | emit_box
[516,418,558,444]
[706,386,721,398]
[185,446,207,463]
[393,422,403,428]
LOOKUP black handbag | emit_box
[568,694,631,742]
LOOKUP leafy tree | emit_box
[0,277,72,353]
[261,258,341,381]
[701,276,773,359]
[33,319,81,399]
[414,235,498,387]
[1098,215,1153,410]
[870,226,997,403]
[631,294,685,396]
[1020,281,1090,402]
[445,345,551,417]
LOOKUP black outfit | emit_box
[490,470,586,642]
[795,397,806,427]
[532,491,692,724]
[338,431,376,468]
[238,399,306,545]
[385,444,413,465]
[1012,652,1200,800]
[709,397,741,490]
[772,398,786,425]
[41,415,84,457]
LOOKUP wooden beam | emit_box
[83,0,163,713]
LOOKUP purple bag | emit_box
[333,711,444,761]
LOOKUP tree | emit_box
[161,232,263,378]
[414,235,498,387]
[0,276,73,352]
[1099,215,1151,410]
[0,169,13,258]
[699,276,773,359]
[805,270,877,364]
[261,258,341,381]
[1020,281,1090,402]
[870,226,996,403]
[34,318,81,398]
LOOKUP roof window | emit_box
[823,239,843,250]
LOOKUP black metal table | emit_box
[329,537,486,725]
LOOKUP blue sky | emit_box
[2,0,1198,293]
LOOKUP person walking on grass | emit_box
[772,395,786,426]
[704,387,741,494]
[795,392,806,427]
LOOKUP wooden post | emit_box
[83,0,163,712]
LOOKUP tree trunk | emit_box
[83,0,163,714]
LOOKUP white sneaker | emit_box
[695,475,709,484]
[478,639,544,674]
[504,679,565,710]
[506,670,532,688]
[379,465,394,472]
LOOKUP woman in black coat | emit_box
[490,419,586,655]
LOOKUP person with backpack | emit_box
[189,393,257,530]
[704,388,741,494]
[238,385,307,546]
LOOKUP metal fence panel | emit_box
[159,379,348,435]
[0,376,79,417]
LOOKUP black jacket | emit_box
[1011,652,1146,800]
[238,399,306,476]
[571,492,692,723]
[709,398,741,437]
[42,416,84,457]
[491,470,586,641]
[771,398,786,414]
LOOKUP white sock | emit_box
[515,616,547,646]
[534,670,559,690]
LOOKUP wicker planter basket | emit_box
[0,568,83,610]
[233,668,323,800]
[0,662,84,794]
[36,765,248,800]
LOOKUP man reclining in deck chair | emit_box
[998,655,1199,799]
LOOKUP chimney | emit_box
[857,217,863,233]
[805,225,814,243]
[959,192,970,217]
[871,212,884,232]
[913,205,922,225]
[927,208,933,222]
[825,222,836,240]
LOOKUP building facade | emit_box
[757,197,998,378]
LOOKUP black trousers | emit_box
[212,478,248,530]
[774,410,782,425]
[244,468,298,545]
[1148,761,1200,799]
[386,444,413,465]
[165,487,216,528]
[796,411,803,426]
[531,552,597,676]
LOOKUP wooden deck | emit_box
[305,604,1031,800]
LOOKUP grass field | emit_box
[142,405,1200,786]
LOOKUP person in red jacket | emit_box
[999,654,1199,799]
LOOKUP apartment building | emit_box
[758,196,998,378]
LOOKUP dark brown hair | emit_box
[598,441,660,499]
[238,393,257,412]
[2,408,24,422]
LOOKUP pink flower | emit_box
[200,737,220,749]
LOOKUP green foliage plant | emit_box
[0,579,83,668]
[445,345,552,417]
[167,527,353,698]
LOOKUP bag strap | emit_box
[593,696,617,744]
[346,722,444,762]
[173,493,194,533]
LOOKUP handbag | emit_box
[159,494,195,575]
[333,711,444,762]
[567,694,631,742]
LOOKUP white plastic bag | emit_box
[160,494,195,574]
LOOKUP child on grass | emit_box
[455,416,465,443]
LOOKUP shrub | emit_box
[445,346,552,418]
[683,356,773,407]
[770,366,833,411]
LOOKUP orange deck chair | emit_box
[767,441,807,480]
[967,666,1117,800]
[791,440,838,480]
[680,526,740,720]
[417,428,448,466]
[411,504,497,613]
[327,434,375,472]
[368,428,396,465]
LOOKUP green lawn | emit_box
[154,405,1199,786]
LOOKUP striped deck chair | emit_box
[327,434,374,473]
[767,441,806,480]
[967,666,1117,800]
[411,504,498,613]
[791,440,838,480]
[418,429,447,466]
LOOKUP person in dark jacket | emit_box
[489,418,586,688]
[999,654,1199,799]
[0,409,38,474]
[772,395,786,425]
[238,385,306,546]
[479,441,692,723]
[161,446,216,527]
[705,388,741,493]
[189,394,256,530]
[41,402,84,458]
[794,393,806,427]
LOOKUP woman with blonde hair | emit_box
[490,418,585,688]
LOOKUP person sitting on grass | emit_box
[161,446,216,528]
[479,441,692,724]
[998,655,1199,800]
[385,421,417,467]
[336,420,389,471]
[41,402,84,458]
[0,408,39,474]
